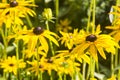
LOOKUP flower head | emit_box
[54,57,80,76]
[8,26,59,54]
[57,19,72,32]
[42,8,55,22]
[0,56,26,75]
[59,29,81,49]
[71,25,119,61]
[0,0,36,28]
[27,60,45,75]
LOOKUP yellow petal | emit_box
[89,44,98,62]
[44,34,59,46]
[80,54,90,64]
[39,35,48,53]
[97,47,106,59]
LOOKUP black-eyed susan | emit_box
[106,9,120,42]
[0,0,36,17]
[57,19,72,32]
[9,26,59,53]
[0,0,36,28]
[106,22,120,43]
[0,56,26,75]
[39,57,58,75]
[59,29,81,49]
[23,46,47,58]
[54,57,80,76]
[27,60,45,76]
[71,25,119,61]
[55,50,90,64]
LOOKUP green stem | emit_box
[50,75,53,80]
[118,69,120,80]
[0,29,7,59]
[55,0,59,27]
[64,74,66,80]
[116,0,120,6]
[59,74,63,80]
[90,56,95,79]
[16,40,20,80]
[115,48,118,68]
[92,0,96,34]
[40,72,43,80]
[36,40,40,80]
[86,65,90,80]
[82,61,86,80]
[26,14,33,28]
[45,21,55,56]
[111,54,114,76]
[86,0,93,33]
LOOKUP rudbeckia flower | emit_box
[0,56,26,75]
[23,46,47,58]
[9,26,59,53]
[106,22,120,43]
[0,0,36,28]
[38,57,58,75]
[59,29,81,49]
[0,0,36,16]
[55,50,90,64]
[57,19,72,32]
[27,60,45,76]
[71,25,119,61]
[27,57,58,76]
[54,57,80,76]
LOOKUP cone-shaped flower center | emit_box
[86,34,97,42]
[10,1,18,7]
[9,63,14,67]
[47,58,53,63]
[33,27,44,35]
[39,64,43,68]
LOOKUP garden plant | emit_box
[0,0,120,80]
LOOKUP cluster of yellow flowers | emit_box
[0,0,120,80]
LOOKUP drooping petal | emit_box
[39,35,48,53]
[97,47,106,59]
[89,44,98,61]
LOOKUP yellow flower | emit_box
[54,57,80,76]
[0,0,36,16]
[71,25,119,61]
[90,78,97,80]
[57,19,72,32]
[9,26,59,53]
[27,56,57,75]
[0,56,26,75]
[39,57,58,75]
[0,0,36,28]
[106,14,120,43]
[59,29,80,49]
[107,75,116,80]
[27,60,45,75]
[109,6,120,17]
[55,50,90,64]
[42,8,55,22]
[23,46,47,58]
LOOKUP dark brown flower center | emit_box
[10,1,18,7]
[39,64,43,68]
[86,34,97,42]
[47,58,53,63]
[33,27,44,35]
[9,63,14,67]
